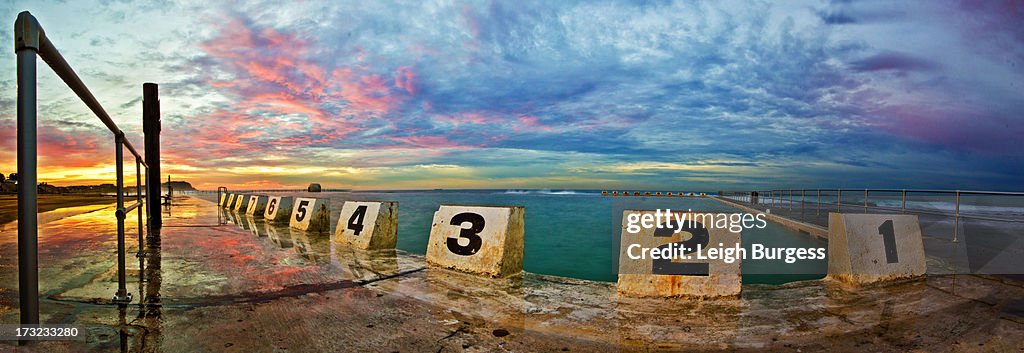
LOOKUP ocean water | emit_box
[248,189,828,284]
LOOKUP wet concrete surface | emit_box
[0,195,1021,352]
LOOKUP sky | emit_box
[0,0,1021,191]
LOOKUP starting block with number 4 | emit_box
[335,201,399,250]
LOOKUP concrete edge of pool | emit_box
[0,194,1021,352]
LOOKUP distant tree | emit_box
[8,173,16,184]
[0,173,5,183]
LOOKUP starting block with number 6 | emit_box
[827,213,926,286]
[335,201,399,250]
[264,196,294,223]
[426,205,525,277]
[617,211,742,298]
[289,197,330,232]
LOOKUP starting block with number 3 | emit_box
[426,205,525,277]
[335,201,399,250]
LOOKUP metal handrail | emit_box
[721,188,1024,245]
[15,11,154,327]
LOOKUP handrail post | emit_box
[136,158,144,257]
[113,134,131,303]
[15,10,42,328]
[143,83,161,230]
[864,189,868,211]
[837,189,842,212]
[901,189,907,213]
[953,191,960,243]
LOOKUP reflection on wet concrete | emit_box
[0,195,1021,351]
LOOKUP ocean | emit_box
[229,189,829,284]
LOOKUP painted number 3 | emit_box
[447,212,484,256]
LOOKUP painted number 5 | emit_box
[295,200,310,222]
[447,212,484,256]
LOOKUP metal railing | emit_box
[15,11,159,327]
[720,188,1024,242]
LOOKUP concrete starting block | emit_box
[219,193,231,208]
[335,201,398,250]
[226,192,237,208]
[236,194,253,212]
[264,196,294,223]
[827,213,926,286]
[426,205,525,277]
[617,211,742,298]
[289,197,330,232]
[245,195,269,218]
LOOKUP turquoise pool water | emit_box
[260,190,827,284]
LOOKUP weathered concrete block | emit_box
[231,194,250,212]
[335,201,398,250]
[245,195,268,218]
[426,205,525,277]
[827,213,926,286]
[617,211,742,298]
[263,196,293,223]
[289,197,330,232]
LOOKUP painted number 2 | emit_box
[295,200,310,222]
[347,205,368,235]
[447,212,484,256]
[877,220,899,263]
[652,220,710,276]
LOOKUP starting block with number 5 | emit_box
[335,201,398,250]
[426,205,525,277]
[827,213,926,286]
[289,197,330,232]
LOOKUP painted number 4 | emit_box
[346,205,368,235]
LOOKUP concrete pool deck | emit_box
[0,195,1021,352]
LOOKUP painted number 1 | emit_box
[877,220,899,263]
[447,212,484,256]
